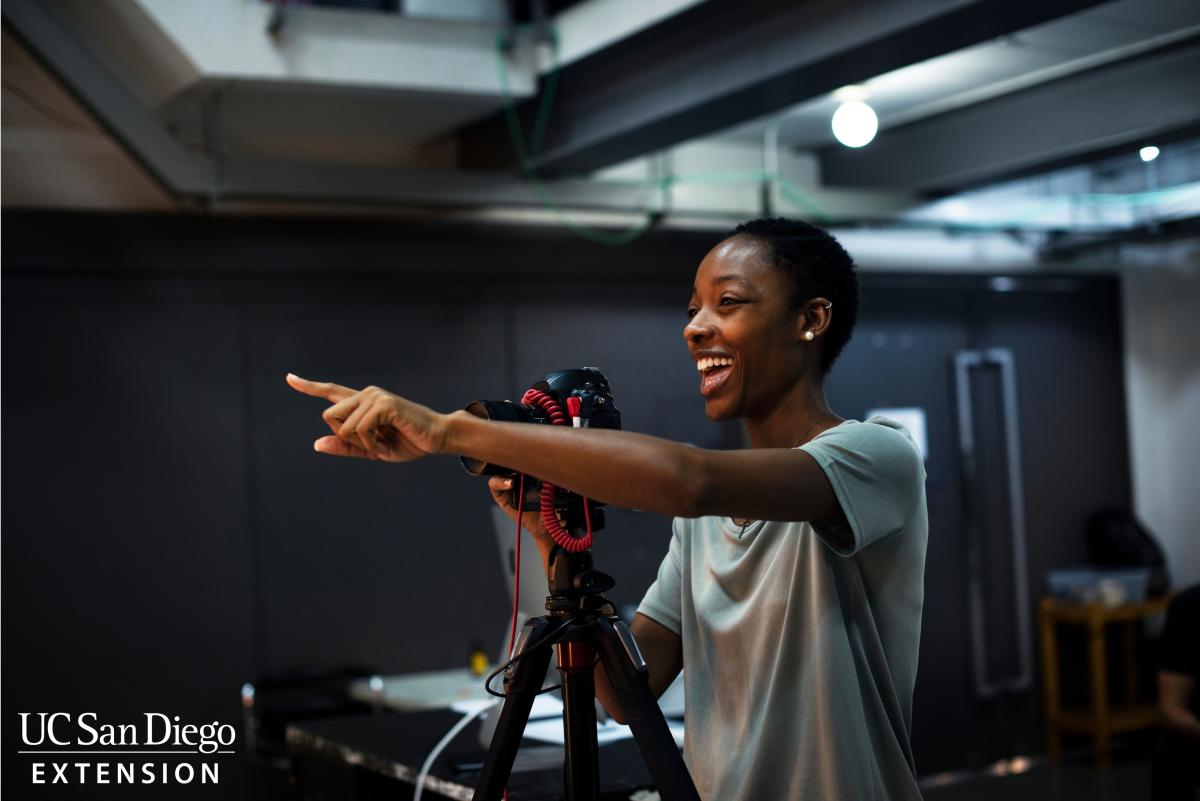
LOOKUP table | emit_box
[1038,596,1168,766]
[348,667,495,711]
[350,668,687,719]
[287,711,664,801]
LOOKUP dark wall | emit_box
[2,211,1130,794]
[1,211,736,799]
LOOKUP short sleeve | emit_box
[798,419,925,556]
[1160,586,1200,677]
[636,518,685,635]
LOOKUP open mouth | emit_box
[696,356,734,396]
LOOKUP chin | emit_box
[702,399,738,422]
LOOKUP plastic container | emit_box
[1045,568,1150,607]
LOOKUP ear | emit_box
[795,297,834,342]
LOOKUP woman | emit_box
[288,217,927,800]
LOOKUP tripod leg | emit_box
[559,641,600,801]
[472,617,557,801]
[594,617,701,801]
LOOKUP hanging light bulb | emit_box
[1139,145,1160,162]
[831,101,878,148]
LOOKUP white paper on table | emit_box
[527,695,566,719]
[454,694,565,719]
[521,716,685,747]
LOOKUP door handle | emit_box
[954,348,1033,698]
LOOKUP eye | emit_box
[686,307,699,319]
[719,296,741,307]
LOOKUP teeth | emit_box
[696,356,734,371]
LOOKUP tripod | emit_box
[472,546,700,801]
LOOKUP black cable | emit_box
[484,616,580,699]
[484,617,575,698]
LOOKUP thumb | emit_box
[313,436,376,459]
[488,476,514,498]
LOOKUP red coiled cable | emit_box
[520,388,593,552]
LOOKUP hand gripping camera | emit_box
[460,367,621,542]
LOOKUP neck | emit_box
[744,372,838,449]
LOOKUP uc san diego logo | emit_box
[18,713,236,786]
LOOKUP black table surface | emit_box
[287,709,661,801]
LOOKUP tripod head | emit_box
[545,547,616,618]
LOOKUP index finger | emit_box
[286,373,356,402]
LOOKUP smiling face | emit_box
[685,235,812,421]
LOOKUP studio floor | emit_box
[922,751,1152,801]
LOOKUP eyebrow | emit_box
[690,274,749,295]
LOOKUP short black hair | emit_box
[728,217,859,375]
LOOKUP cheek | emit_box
[744,341,802,393]
[736,321,794,369]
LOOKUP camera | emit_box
[460,367,621,533]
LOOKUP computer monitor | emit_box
[491,505,552,658]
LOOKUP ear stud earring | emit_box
[803,331,815,341]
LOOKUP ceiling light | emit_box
[1139,145,1160,162]
[832,101,878,148]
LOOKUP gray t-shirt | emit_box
[637,417,927,801]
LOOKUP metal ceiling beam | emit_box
[542,0,709,71]
[455,0,1111,175]
[130,0,535,99]
[3,0,913,220]
[0,0,914,221]
[819,41,1200,192]
[217,159,920,223]
[0,6,664,215]
[0,0,674,214]
[218,160,656,210]
[2,0,213,195]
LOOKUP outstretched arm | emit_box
[287,374,840,524]
[447,410,841,523]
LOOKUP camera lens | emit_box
[460,400,531,475]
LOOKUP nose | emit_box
[684,310,713,345]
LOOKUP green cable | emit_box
[494,29,661,247]
[526,32,557,159]
[1074,183,1199,205]
[778,178,829,221]
[590,168,830,221]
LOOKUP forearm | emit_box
[444,411,702,517]
[594,662,623,723]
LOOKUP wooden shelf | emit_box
[1039,595,1170,767]
[1040,597,1169,624]
[1053,704,1162,734]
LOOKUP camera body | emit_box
[461,367,621,532]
